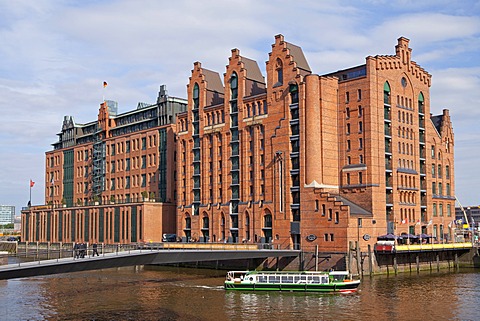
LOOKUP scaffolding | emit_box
[92,125,105,199]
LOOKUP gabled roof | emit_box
[431,115,443,134]
[202,68,224,93]
[335,195,371,215]
[242,56,265,83]
[285,42,311,72]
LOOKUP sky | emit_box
[0,0,479,215]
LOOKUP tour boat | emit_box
[224,270,360,293]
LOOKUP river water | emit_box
[0,265,478,321]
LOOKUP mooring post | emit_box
[416,255,420,273]
[356,241,361,276]
[367,244,373,275]
[348,241,353,272]
[315,245,319,271]
[436,254,440,271]
[393,256,398,275]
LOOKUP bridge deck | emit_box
[0,248,300,280]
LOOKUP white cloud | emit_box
[0,0,479,213]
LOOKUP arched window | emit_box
[263,213,273,243]
[230,72,238,100]
[245,213,250,241]
[289,83,298,104]
[193,83,199,109]
[384,82,391,104]
[418,92,424,113]
[275,58,283,85]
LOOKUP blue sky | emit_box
[0,0,479,215]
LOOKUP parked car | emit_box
[7,236,18,242]
[162,234,177,242]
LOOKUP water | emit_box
[0,266,478,320]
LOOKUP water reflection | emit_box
[0,267,477,320]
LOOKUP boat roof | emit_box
[228,270,349,275]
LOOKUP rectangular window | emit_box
[335,212,339,224]
[359,138,363,149]
[142,137,146,150]
[111,144,115,156]
[358,218,363,228]
[433,203,437,217]
[141,174,146,187]
[142,155,146,169]
[330,234,334,241]
[359,172,363,184]
[346,107,350,119]
[347,140,351,151]
[126,141,130,153]
[432,182,436,195]
[346,92,350,103]
[439,203,443,217]
[359,121,363,133]
[328,209,333,221]
[346,123,350,135]
[357,89,362,100]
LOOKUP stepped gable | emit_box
[190,61,224,107]
[227,48,266,97]
[369,36,431,86]
[268,34,312,79]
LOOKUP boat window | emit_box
[312,276,320,284]
[321,276,328,284]
[281,276,293,283]
[258,275,268,283]
[332,274,346,282]
[269,275,280,283]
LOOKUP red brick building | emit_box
[22,35,455,254]
[176,35,455,253]
[21,86,186,244]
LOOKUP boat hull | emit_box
[224,280,360,293]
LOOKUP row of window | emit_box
[399,207,417,224]
[345,172,363,186]
[346,138,363,151]
[345,105,363,118]
[431,164,450,179]
[432,203,453,217]
[345,89,362,103]
[49,155,62,168]
[398,126,415,140]
[346,122,363,135]
[396,95,414,110]
[432,182,451,196]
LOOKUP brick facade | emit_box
[22,36,455,254]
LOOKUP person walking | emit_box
[92,242,99,256]
[74,242,80,259]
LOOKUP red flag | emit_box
[30,179,35,188]
[103,81,108,88]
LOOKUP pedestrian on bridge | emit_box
[92,243,99,256]
[74,243,80,259]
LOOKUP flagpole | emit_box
[29,181,32,207]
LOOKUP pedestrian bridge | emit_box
[0,243,300,280]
